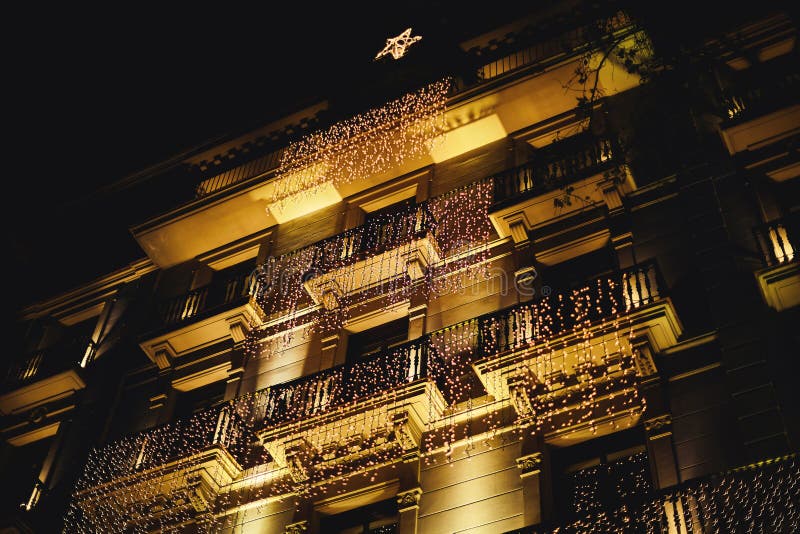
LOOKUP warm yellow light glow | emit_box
[429,114,507,163]
[266,180,342,223]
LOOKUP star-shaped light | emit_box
[375,28,422,60]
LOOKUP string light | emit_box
[268,79,449,211]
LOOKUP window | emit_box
[319,498,398,534]
[550,427,651,521]
[346,317,409,362]
[174,380,227,419]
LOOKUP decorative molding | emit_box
[392,412,421,452]
[285,520,308,534]
[226,316,251,344]
[644,414,672,433]
[149,393,168,411]
[151,343,175,371]
[516,452,543,476]
[504,212,532,244]
[396,487,423,512]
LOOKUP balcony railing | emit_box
[77,402,249,489]
[158,270,259,326]
[491,134,621,209]
[260,261,662,427]
[509,454,799,534]
[718,58,800,122]
[3,335,94,390]
[754,213,799,266]
[262,337,429,427]
[306,203,437,273]
[480,261,661,356]
[471,11,633,84]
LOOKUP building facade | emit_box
[2,1,799,532]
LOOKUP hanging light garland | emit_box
[269,78,450,211]
[245,178,493,362]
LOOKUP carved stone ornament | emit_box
[644,414,672,432]
[285,520,308,534]
[516,452,543,476]
[396,487,423,512]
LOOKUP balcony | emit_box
[0,335,93,416]
[71,403,251,532]
[258,337,445,484]
[716,57,800,157]
[753,213,800,311]
[139,270,264,377]
[300,203,440,309]
[507,454,799,534]
[471,261,680,444]
[489,133,630,263]
[256,262,677,481]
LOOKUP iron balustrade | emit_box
[492,134,621,208]
[260,261,662,427]
[473,11,633,83]
[158,270,260,326]
[508,454,799,534]
[3,335,95,390]
[262,337,429,427]
[79,402,250,488]
[305,202,437,273]
[80,263,664,487]
[480,261,662,356]
[754,213,799,266]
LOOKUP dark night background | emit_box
[4,0,791,321]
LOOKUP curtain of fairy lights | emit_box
[269,79,450,210]
[245,178,493,360]
[63,392,269,533]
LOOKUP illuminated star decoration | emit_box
[375,28,422,60]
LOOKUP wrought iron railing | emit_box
[304,203,437,273]
[3,335,94,390]
[76,402,251,488]
[262,337,429,427]
[480,261,662,355]
[492,134,621,208]
[753,213,799,267]
[472,11,633,83]
[507,454,799,534]
[158,270,260,326]
[260,261,663,426]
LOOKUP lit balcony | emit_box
[753,213,800,311]
[0,335,93,417]
[71,403,248,532]
[472,261,681,445]
[507,454,799,533]
[138,271,263,377]
[257,337,446,484]
[489,133,632,263]
[300,203,441,310]
[716,57,800,159]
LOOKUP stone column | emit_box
[396,487,423,534]
[644,414,680,489]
